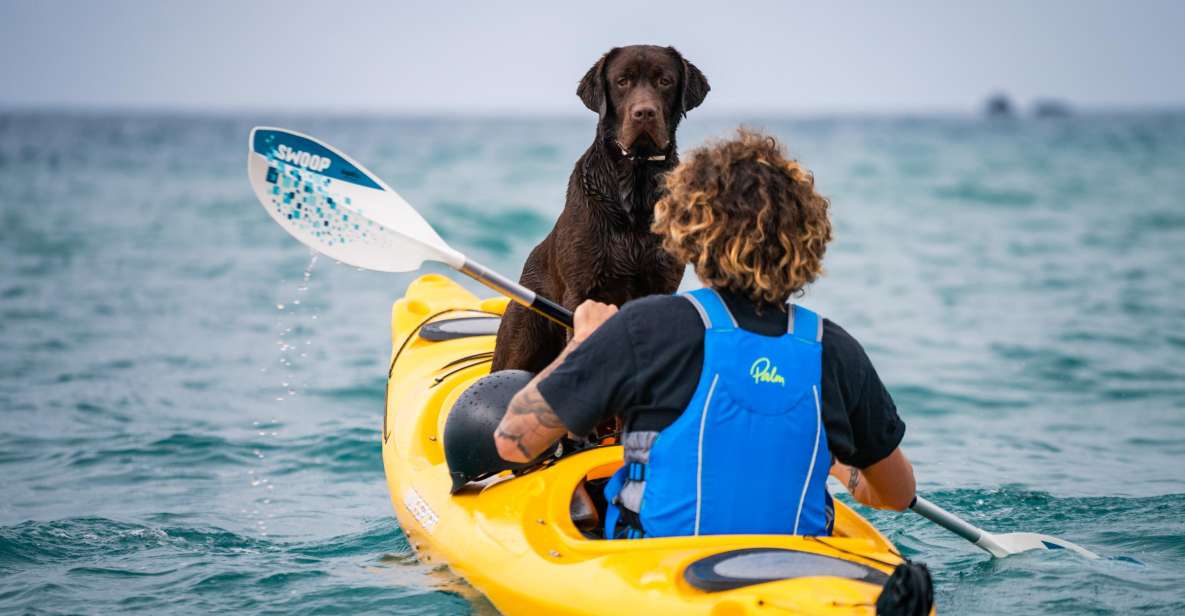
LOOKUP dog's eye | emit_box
[659,77,673,87]
[616,77,630,88]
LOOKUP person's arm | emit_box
[494,301,619,463]
[829,447,916,511]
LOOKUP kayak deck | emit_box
[382,274,910,616]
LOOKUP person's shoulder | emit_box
[621,293,700,315]
[821,317,860,348]
[820,317,875,366]
[618,293,704,331]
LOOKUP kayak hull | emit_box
[382,274,916,615]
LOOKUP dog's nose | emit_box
[631,105,657,122]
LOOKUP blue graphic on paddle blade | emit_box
[252,129,382,190]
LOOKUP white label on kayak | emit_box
[403,487,439,534]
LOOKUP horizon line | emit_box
[3,101,1185,120]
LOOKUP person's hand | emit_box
[572,300,618,344]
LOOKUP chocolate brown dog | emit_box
[491,46,709,372]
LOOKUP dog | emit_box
[491,45,709,373]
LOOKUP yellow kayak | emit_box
[382,274,918,615]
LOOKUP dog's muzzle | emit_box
[616,140,667,162]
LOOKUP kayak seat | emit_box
[571,477,610,539]
[420,316,501,341]
[684,548,889,592]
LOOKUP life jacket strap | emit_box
[683,288,737,330]
[603,464,648,539]
[685,288,821,341]
[789,304,824,342]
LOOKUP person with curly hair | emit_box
[494,129,915,539]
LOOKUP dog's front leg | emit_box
[490,302,568,373]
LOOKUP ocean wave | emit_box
[67,433,279,470]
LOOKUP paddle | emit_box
[910,495,1099,559]
[246,126,573,329]
[246,126,1099,560]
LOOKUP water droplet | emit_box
[293,299,301,305]
[276,304,285,310]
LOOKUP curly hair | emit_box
[652,129,832,306]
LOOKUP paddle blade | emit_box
[984,532,1102,560]
[247,127,462,272]
[911,495,1101,560]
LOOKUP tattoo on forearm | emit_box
[494,383,569,461]
[496,428,532,459]
[507,386,566,429]
[848,466,861,493]
[494,342,581,461]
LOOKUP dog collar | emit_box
[616,140,668,162]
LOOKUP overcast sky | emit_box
[2,0,1183,114]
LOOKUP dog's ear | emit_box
[577,48,616,117]
[670,48,709,116]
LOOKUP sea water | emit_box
[1,110,1183,614]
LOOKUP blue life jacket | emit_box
[603,288,833,538]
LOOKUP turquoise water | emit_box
[2,110,1184,614]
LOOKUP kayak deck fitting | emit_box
[382,274,919,615]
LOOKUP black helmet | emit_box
[444,369,540,493]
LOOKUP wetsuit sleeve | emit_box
[536,309,640,437]
[820,320,906,469]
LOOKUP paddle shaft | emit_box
[458,258,574,329]
[912,495,1023,558]
[910,496,983,543]
[456,255,1094,559]
[456,252,1067,559]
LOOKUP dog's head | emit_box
[578,45,709,156]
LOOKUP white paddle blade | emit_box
[978,531,1102,560]
[910,495,1101,560]
[247,127,463,272]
